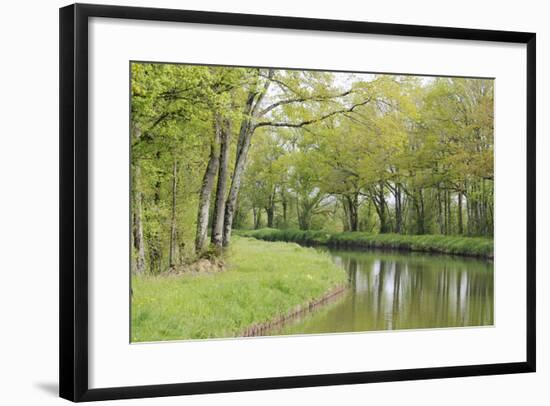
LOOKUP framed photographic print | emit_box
[59,3,536,402]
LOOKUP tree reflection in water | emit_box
[268,248,493,336]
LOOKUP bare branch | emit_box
[254,97,372,130]
[258,89,355,117]
[250,69,275,117]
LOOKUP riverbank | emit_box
[242,284,347,337]
[239,228,493,259]
[131,237,347,342]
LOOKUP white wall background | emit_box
[0,0,546,404]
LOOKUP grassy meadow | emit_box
[131,237,346,342]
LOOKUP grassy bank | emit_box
[239,228,493,258]
[131,237,347,342]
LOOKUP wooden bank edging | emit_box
[241,284,348,337]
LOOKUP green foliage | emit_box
[241,228,493,258]
[131,237,346,341]
[131,61,494,275]
[239,75,493,237]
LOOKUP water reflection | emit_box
[267,249,494,336]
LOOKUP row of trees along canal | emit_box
[131,64,493,275]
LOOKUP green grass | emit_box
[131,237,347,342]
[239,228,493,258]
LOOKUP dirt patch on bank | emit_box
[166,257,225,275]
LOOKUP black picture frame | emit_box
[59,3,536,402]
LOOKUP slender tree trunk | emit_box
[346,193,359,232]
[447,189,452,235]
[297,199,308,230]
[153,151,162,204]
[417,189,425,235]
[370,185,388,234]
[377,182,389,233]
[195,118,221,253]
[420,190,425,234]
[481,179,487,236]
[211,118,231,248]
[266,207,274,228]
[487,182,494,236]
[437,188,444,234]
[394,184,402,234]
[265,187,276,228]
[132,123,146,275]
[342,196,350,231]
[364,200,373,232]
[133,163,146,274]
[473,181,480,235]
[281,187,288,226]
[374,199,387,233]
[252,207,258,229]
[253,207,262,229]
[443,189,448,235]
[465,179,472,235]
[353,193,359,232]
[457,191,463,235]
[169,160,178,268]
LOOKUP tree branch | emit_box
[254,97,372,130]
[258,89,355,117]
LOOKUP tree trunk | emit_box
[481,179,487,236]
[297,199,308,230]
[281,187,288,225]
[415,189,426,235]
[446,189,452,235]
[437,188,444,234]
[223,72,273,247]
[419,189,425,234]
[211,117,231,248]
[222,96,255,246]
[394,184,402,234]
[465,180,472,235]
[379,203,388,233]
[376,182,390,233]
[345,193,359,232]
[153,151,162,204]
[457,191,463,234]
[195,117,221,253]
[443,189,448,235]
[132,124,146,275]
[252,207,257,229]
[341,196,350,231]
[298,212,310,230]
[253,207,262,229]
[265,187,276,228]
[266,206,274,228]
[132,163,146,274]
[169,160,178,268]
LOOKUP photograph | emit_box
[52,1,538,402]
[130,63,494,343]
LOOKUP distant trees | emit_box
[131,63,493,274]
[241,75,493,236]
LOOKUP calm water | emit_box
[267,248,494,336]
